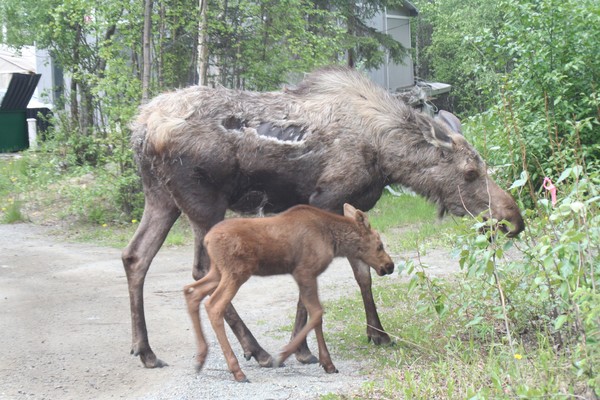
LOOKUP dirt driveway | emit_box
[0,223,459,400]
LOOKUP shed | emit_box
[0,47,51,152]
[367,1,419,91]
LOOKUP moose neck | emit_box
[379,135,443,201]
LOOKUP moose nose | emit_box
[505,213,525,238]
[378,262,394,276]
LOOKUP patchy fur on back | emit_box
[131,66,449,158]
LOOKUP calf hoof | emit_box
[272,357,286,369]
[194,359,207,373]
[233,372,249,383]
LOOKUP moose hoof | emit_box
[323,365,339,374]
[368,332,392,346]
[295,352,319,365]
[133,348,168,368]
[244,350,275,368]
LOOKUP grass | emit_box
[368,191,466,253]
[321,280,589,399]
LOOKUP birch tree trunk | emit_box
[142,0,153,102]
[197,0,209,86]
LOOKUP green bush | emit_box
[457,164,599,394]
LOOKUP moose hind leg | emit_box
[122,191,181,368]
[349,257,392,345]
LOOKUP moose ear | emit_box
[423,121,454,150]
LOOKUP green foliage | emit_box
[412,0,504,115]
[322,171,599,396]
[460,0,599,188]
[453,165,600,396]
[207,0,347,90]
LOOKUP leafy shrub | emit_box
[456,165,599,394]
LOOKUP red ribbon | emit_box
[542,177,557,206]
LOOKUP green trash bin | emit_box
[0,110,28,152]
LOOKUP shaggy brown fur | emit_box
[123,66,524,369]
[184,204,394,382]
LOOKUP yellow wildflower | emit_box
[514,353,522,360]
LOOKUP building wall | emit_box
[367,7,415,91]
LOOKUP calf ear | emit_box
[343,203,357,218]
[355,210,371,230]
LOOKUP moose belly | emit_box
[229,172,313,214]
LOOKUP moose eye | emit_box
[377,244,384,251]
[465,168,479,182]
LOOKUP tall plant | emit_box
[465,0,599,190]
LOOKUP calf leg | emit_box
[183,269,221,370]
[205,278,248,382]
[289,299,319,364]
[349,257,391,345]
[189,217,274,367]
[166,169,275,368]
[278,279,336,373]
[122,189,181,368]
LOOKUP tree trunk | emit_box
[197,0,209,86]
[142,0,153,103]
[70,21,82,131]
[158,2,165,89]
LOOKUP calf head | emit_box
[343,203,395,276]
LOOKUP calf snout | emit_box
[376,262,395,276]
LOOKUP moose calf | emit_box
[183,204,394,382]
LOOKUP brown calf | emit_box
[183,204,394,382]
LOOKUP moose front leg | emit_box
[348,257,392,345]
[122,196,181,368]
[289,299,319,364]
[223,304,276,367]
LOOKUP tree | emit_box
[197,0,209,85]
[411,0,504,115]
[142,0,154,102]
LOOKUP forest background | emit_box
[0,0,598,397]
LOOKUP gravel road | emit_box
[0,222,459,400]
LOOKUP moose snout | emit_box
[377,262,395,276]
[504,213,525,238]
[493,210,525,238]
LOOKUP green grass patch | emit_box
[1,198,26,223]
[369,192,467,253]
[322,280,592,399]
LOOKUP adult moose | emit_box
[123,66,524,369]
[184,204,394,382]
